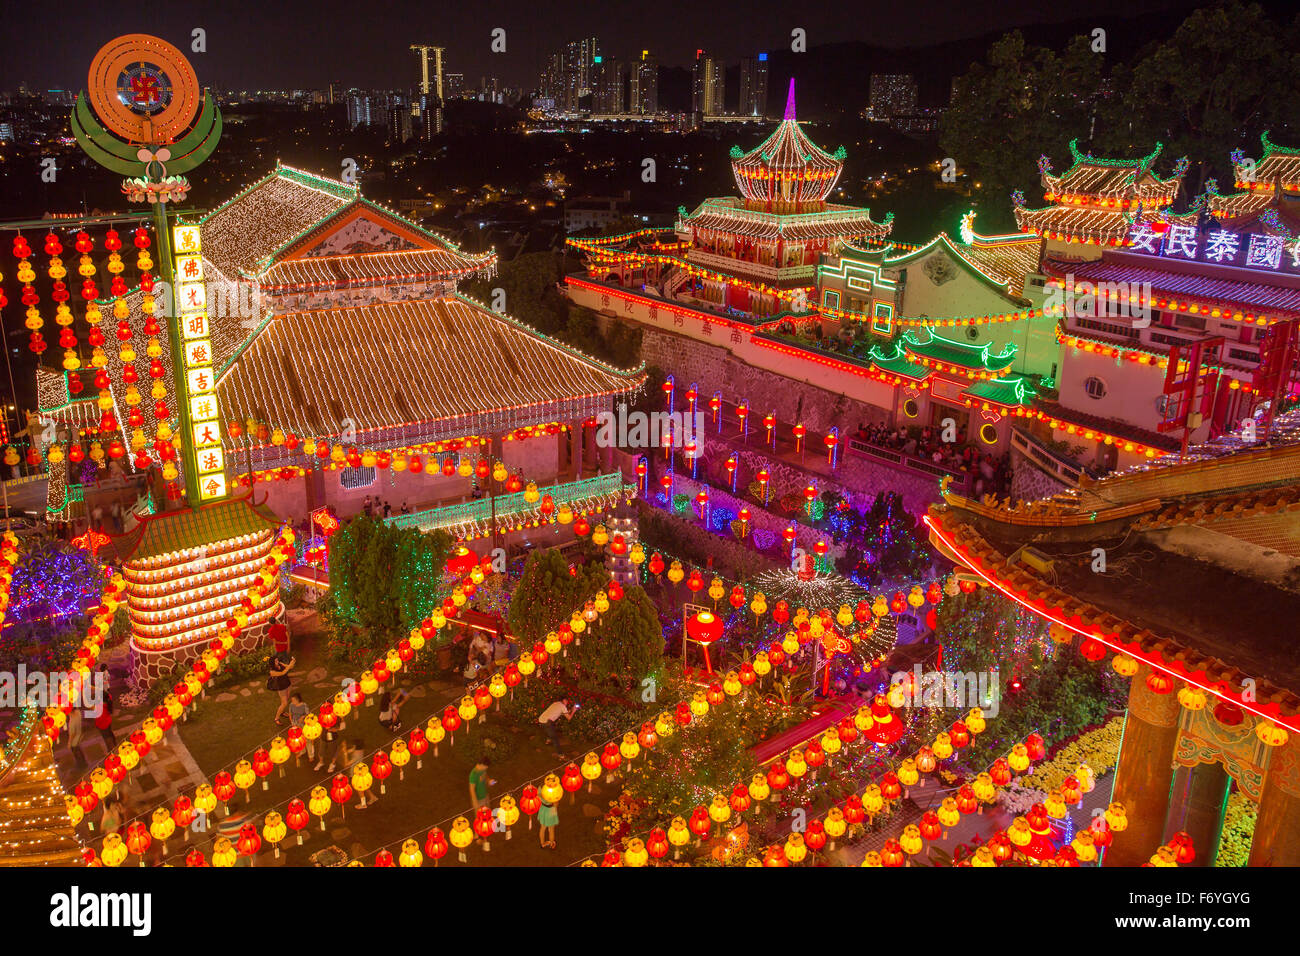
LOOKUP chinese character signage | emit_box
[1127,223,1300,275]
[173,222,226,501]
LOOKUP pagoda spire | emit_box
[783,78,797,121]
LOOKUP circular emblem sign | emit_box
[87,34,201,145]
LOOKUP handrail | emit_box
[1010,426,1087,487]
[385,472,633,533]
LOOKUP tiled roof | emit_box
[730,79,844,207]
[1042,141,1183,202]
[1034,398,1182,455]
[1047,257,1300,319]
[218,295,645,441]
[110,494,282,563]
[867,344,931,382]
[953,235,1040,295]
[1014,205,1135,244]
[683,198,890,242]
[199,165,356,280]
[962,375,1037,408]
[901,329,1016,372]
[256,248,496,289]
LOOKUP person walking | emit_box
[538,797,559,850]
[377,688,409,732]
[468,758,494,811]
[91,690,116,753]
[268,648,295,725]
[537,698,575,758]
[288,692,311,762]
[315,714,348,772]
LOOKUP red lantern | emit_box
[1025,733,1047,761]
[688,805,712,839]
[879,771,902,801]
[918,811,942,841]
[989,758,1012,786]
[425,828,449,862]
[1080,637,1106,662]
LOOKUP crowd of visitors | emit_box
[855,422,1011,496]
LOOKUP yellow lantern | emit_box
[750,592,767,617]
[592,524,608,546]
[539,773,564,804]
[689,690,709,718]
[359,670,379,697]
[489,673,507,699]
[117,740,140,772]
[1112,654,1140,677]
[497,795,520,830]
[723,670,742,696]
[836,605,853,629]
[899,824,923,856]
[64,795,84,828]
[966,707,986,734]
[619,732,641,762]
[517,652,536,677]
[932,732,953,760]
[302,714,322,742]
[623,838,649,867]
[193,784,217,819]
[1007,816,1033,847]
[1104,802,1128,832]
[1076,763,1096,793]
[263,811,287,856]
[972,772,996,804]
[390,740,410,772]
[853,706,875,733]
[970,846,996,867]
[332,693,351,719]
[666,560,684,584]
[784,832,808,863]
[556,503,573,524]
[861,851,883,867]
[752,651,771,677]
[824,808,846,843]
[1177,685,1206,710]
[1256,722,1289,747]
[150,806,176,846]
[308,786,332,827]
[581,752,602,784]
[458,458,473,478]
[269,736,291,769]
[899,757,920,786]
[101,833,130,867]
[820,726,841,755]
[655,711,676,738]
[781,631,800,656]
[708,794,731,824]
[936,797,960,829]
[593,591,610,614]
[1071,829,1098,863]
[569,613,586,635]
[448,817,475,850]
[1044,790,1067,819]
[233,759,256,795]
[707,577,724,604]
[491,462,507,483]
[398,838,424,867]
[351,761,373,796]
[1007,743,1031,773]
[630,543,645,565]
[667,816,691,848]
[862,784,884,815]
[211,837,237,867]
[457,695,478,723]
[748,773,770,802]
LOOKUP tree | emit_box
[320,517,452,654]
[567,585,664,697]
[1098,2,1300,195]
[507,548,609,646]
[940,32,1106,231]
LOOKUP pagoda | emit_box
[672,80,892,314]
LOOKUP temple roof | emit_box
[929,443,1300,713]
[729,80,845,210]
[881,230,1034,303]
[901,328,1017,373]
[254,247,496,289]
[198,163,358,281]
[962,375,1037,409]
[1041,140,1185,204]
[1042,255,1300,322]
[682,198,891,243]
[109,493,282,564]
[217,295,645,452]
[867,343,932,383]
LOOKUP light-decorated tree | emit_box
[320,516,452,656]
[565,584,665,699]
[507,547,610,646]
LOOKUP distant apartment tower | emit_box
[738,54,769,117]
[692,51,725,117]
[444,73,464,98]
[592,57,624,114]
[630,52,658,115]
[411,44,445,135]
[387,104,412,143]
[869,74,917,120]
[346,92,372,129]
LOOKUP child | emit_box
[538,797,558,849]
[288,692,311,760]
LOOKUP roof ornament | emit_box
[1037,154,1054,177]
[1067,138,1089,164]
[783,78,797,122]
[1010,189,1026,209]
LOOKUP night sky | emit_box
[1,0,1195,93]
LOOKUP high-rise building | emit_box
[411,45,445,134]
[346,92,372,129]
[868,74,917,120]
[630,51,658,115]
[387,104,412,143]
[444,73,464,98]
[692,51,725,117]
[739,54,769,117]
[592,57,624,114]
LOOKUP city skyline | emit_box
[0,0,1196,92]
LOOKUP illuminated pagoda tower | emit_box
[672,80,892,314]
[928,439,1300,866]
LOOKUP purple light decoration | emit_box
[784,78,797,122]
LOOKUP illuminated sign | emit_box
[1128,223,1300,276]
[172,222,225,501]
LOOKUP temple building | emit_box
[35,163,645,686]
[927,433,1300,866]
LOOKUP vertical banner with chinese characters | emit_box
[173,223,227,502]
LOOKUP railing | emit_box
[1010,427,1086,487]
[685,249,818,283]
[847,437,973,493]
[385,472,632,534]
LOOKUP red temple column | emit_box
[1105,662,1181,867]
[1249,732,1300,867]
[1163,761,1230,866]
